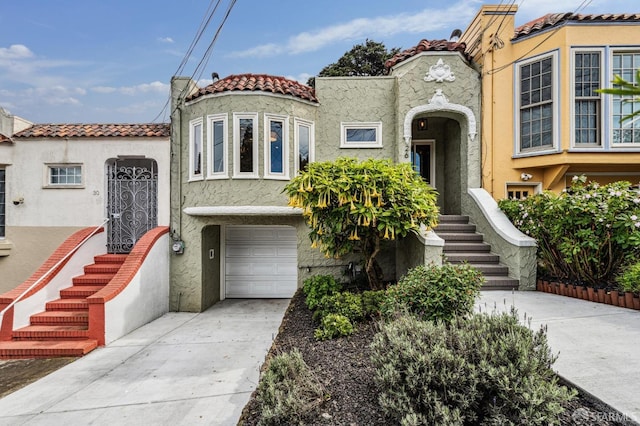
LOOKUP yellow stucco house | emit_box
[461,5,640,199]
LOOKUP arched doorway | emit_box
[106,157,158,253]
[403,93,479,215]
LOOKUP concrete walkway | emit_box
[0,299,289,426]
[478,291,640,424]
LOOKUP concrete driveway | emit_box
[478,291,640,423]
[0,299,289,426]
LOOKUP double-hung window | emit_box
[264,114,289,179]
[207,113,228,179]
[573,51,602,146]
[612,51,640,146]
[294,118,314,174]
[0,168,5,238]
[189,118,203,180]
[571,49,640,148]
[517,52,556,153]
[233,113,258,178]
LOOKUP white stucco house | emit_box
[0,107,170,293]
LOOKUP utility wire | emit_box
[152,0,225,122]
[484,0,592,75]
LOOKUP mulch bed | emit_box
[240,290,634,425]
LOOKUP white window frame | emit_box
[340,122,383,148]
[294,118,315,175]
[0,168,5,238]
[233,113,259,178]
[570,48,605,149]
[206,113,228,179]
[608,48,640,148]
[264,113,290,180]
[514,50,559,156]
[43,163,84,188]
[189,117,204,181]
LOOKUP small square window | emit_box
[46,165,83,187]
[340,122,382,148]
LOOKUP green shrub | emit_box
[499,176,640,286]
[313,291,364,323]
[255,349,325,425]
[314,313,354,340]
[302,274,342,310]
[382,263,483,322]
[370,311,575,425]
[617,261,640,293]
[361,290,386,318]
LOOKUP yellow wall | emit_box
[462,5,640,199]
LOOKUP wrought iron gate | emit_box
[106,158,158,254]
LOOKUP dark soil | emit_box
[240,290,635,426]
[0,357,76,398]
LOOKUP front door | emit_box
[106,158,158,254]
[411,140,435,186]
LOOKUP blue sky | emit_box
[0,0,637,124]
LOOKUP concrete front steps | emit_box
[0,254,126,359]
[435,215,519,291]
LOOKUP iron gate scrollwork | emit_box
[107,158,158,254]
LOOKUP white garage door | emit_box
[225,225,298,298]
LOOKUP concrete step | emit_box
[434,223,476,233]
[60,285,105,298]
[482,276,520,291]
[13,325,89,341]
[438,215,469,223]
[445,252,500,264]
[437,232,484,242]
[471,263,510,275]
[45,298,89,311]
[0,340,98,359]
[30,311,89,326]
[443,242,491,252]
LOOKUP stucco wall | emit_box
[177,93,318,207]
[169,213,378,312]
[392,52,481,198]
[315,76,396,161]
[0,226,81,293]
[4,137,169,227]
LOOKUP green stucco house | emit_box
[169,39,535,312]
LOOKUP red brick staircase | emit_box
[0,254,127,359]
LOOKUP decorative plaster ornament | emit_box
[429,89,449,105]
[424,58,456,82]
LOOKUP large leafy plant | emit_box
[285,157,439,290]
[499,176,640,286]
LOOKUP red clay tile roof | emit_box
[187,73,318,103]
[514,13,640,40]
[13,123,170,139]
[385,39,471,69]
[0,133,12,144]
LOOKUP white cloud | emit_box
[114,99,165,116]
[119,81,169,96]
[91,81,169,96]
[92,86,117,94]
[0,44,34,59]
[158,37,174,44]
[228,1,481,58]
[286,73,314,85]
[228,43,283,59]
